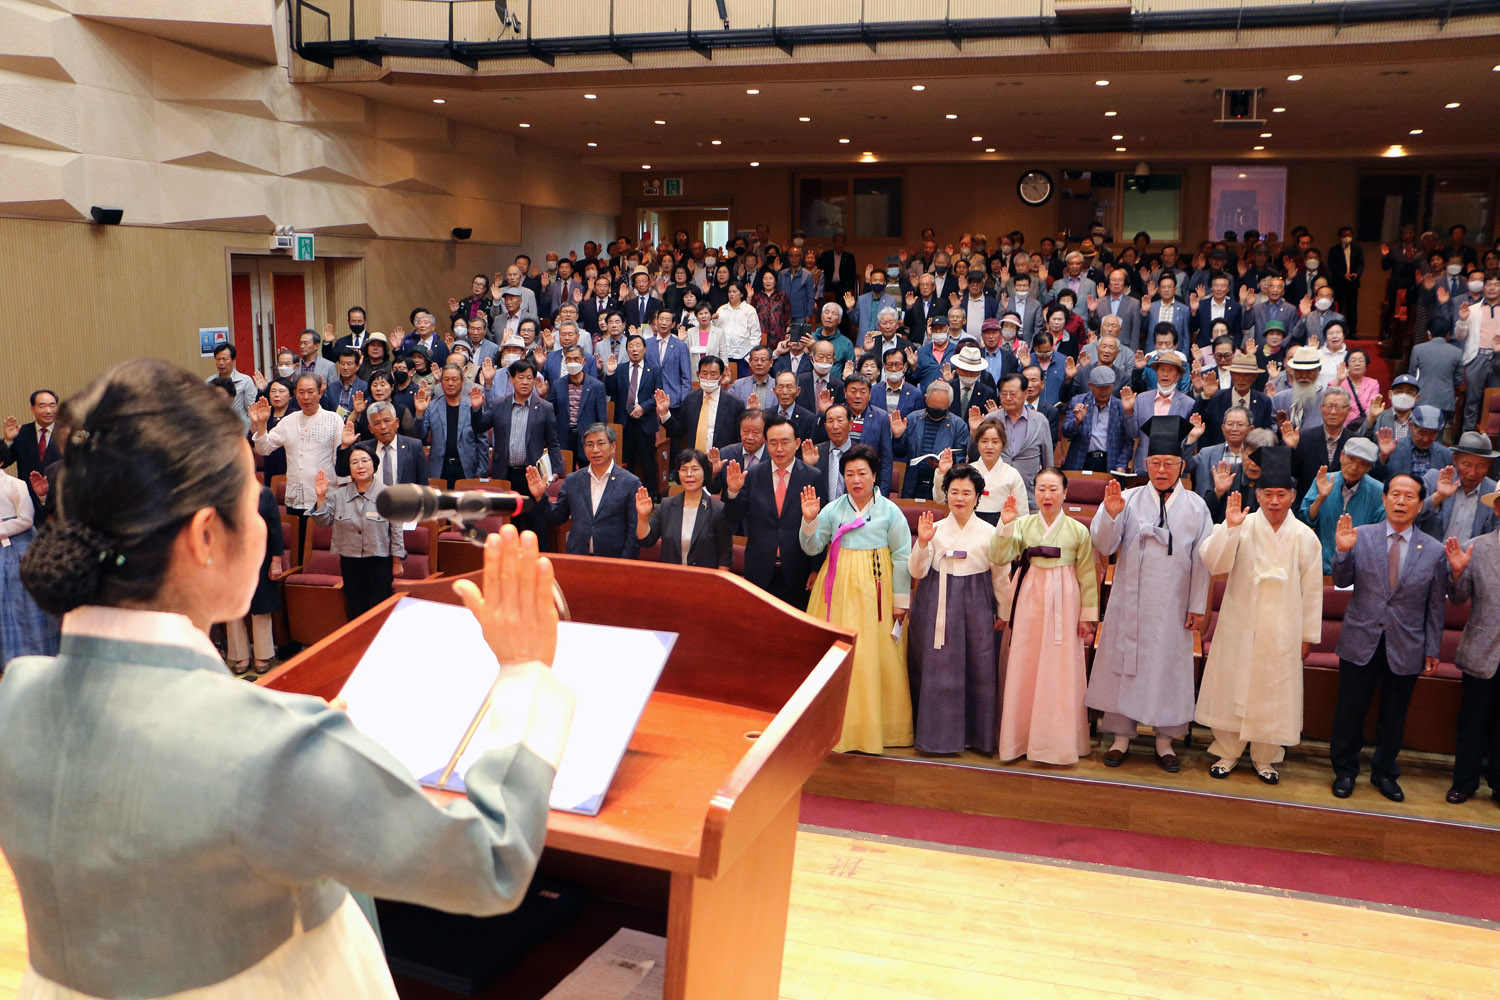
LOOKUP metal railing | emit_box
[290,0,1493,69]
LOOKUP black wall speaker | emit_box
[90,206,124,225]
[451,227,472,240]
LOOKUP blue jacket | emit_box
[894,410,971,498]
[855,291,904,333]
[320,377,369,415]
[541,349,598,388]
[1377,439,1454,482]
[913,341,957,391]
[1332,523,1448,674]
[474,392,564,478]
[544,463,643,559]
[880,380,926,417]
[550,375,609,456]
[1298,472,1387,573]
[606,359,661,437]
[778,267,817,320]
[1192,299,1244,347]
[1417,472,1499,541]
[646,335,693,408]
[425,395,488,479]
[1145,300,1193,354]
[1061,396,1133,473]
[847,404,894,496]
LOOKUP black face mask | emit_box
[349,323,366,335]
[935,265,949,275]
[393,371,410,386]
[926,404,948,421]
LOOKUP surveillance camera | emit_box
[1134,162,1150,177]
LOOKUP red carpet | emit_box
[800,793,1500,924]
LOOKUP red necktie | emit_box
[775,468,788,516]
[37,428,47,457]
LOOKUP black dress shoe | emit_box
[1331,775,1355,798]
[1446,788,1471,804]
[1103,748,1127,767]
[1154,752,1181,773]
[1370,775,1405,802]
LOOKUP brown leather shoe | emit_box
[1103,748,1127,767]
[1154,752,1181,773]
[1446,788,1471,804]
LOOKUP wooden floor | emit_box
[0,830,1496,1000]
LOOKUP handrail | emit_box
[289,0,1495,69]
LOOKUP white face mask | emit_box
[564,362,584,376]
[793,237,805,247]
[546,261,558,271]
[1340,236,1353,246]
[812,361,833,376]
[1470,280,1486,294]
[453,327,467,340]
[1447,264,1463,275]
[885,370,905,384]
[705,257,717,269]
[931,332,949,345]
[959,374,979,387]
[1305,259,1320,271]
[1315,298,1332,311]
[701,382,719,396]
[1392,394,1417,412]
[501,353,521,366]
[277,365,295,378]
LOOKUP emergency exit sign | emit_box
[295,233,315,261]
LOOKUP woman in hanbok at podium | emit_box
[989,467,1099,765]
[800,442,913,753]
[908,463,1007,755]
[0,359,574,1000]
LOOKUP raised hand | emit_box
[1367,393,1386,419]
[940,362,954,383]
[605,353,619,376]
[414,386,431,416]
[1,415,17,443]
[351,390,367,415]
[1086,292,1098,313]
[984,399,999,414]
[844,290,857,310]
[1436,285,1451,305]
[1278,416,1300,448]
[724,459,746,495]
[1446,536,1474,578]
[936,448,953,478]
[816,387,834,414]
[1299,295,1312,316]
[448,297,461,313]
[451,525,559,669]
[1072,401,1089,425]
[1315,464,1333,498]
[707,446,723,475]
[801,438,820,466]
[249,396,271,431]
[342,415,358,448]
[864,330,877,352]
[1134,348,1148,370]
[1334,512,1358,552]
[469,384,485,409]
[1064,355,1078,381]
[314,469,329,507]
[1015,341,1030,365]
[479,357,496,388]
[573,286,585,304]
[322,322,336,344]
[888,408,907,438]
[1266,359,1283,384]
[634,486,654,521]
[843,361,855,379]
[524,464,547,501]
[1186,412,1206,443]
[1189,290,1202,313]
[1212,460,1236,497]
[967,404,983,434]
[748,392,760,409]
[948,291,961,306]
[1119,387,1136,414]
[251,369,267,391]
[905,290,917,308]
[653,387,671,415]
[1377,425,1396,460]
[28,470,47,500]
[1224,489,1246,527]
[1435,464,1459,502]
[799,483,821,522]
[1102,478,1125,518]
[916,510,936,546]
[1000,494,1019,525]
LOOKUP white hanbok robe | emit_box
[1086,484,1213,728]
[1193,510,1323,746]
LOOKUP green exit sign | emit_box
[295,233,315,261]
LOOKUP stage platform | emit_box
[805,732,1500,876]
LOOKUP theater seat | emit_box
[892,498,947,536]
[282,523,345,645]
[437,514,512,576]
[1064,471,1115,506]
[732,534,747,576]
[393,522,442,587]
[891,461,906,497]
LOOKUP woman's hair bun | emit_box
[20,521,110,617]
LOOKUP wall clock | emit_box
[1017,169,1053,206]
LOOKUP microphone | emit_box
[375,484,529,522]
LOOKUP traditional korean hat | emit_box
[1141,415,1191,459]
[1248,445,1296,490]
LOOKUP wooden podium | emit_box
[262,556,854,999]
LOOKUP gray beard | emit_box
[1290,382,1319,412]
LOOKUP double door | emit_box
[230,257,318,374]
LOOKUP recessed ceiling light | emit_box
[1271,107,1285,113]
[586,142,597,147]
[1104,110,1117,117]
[1114,146,1126,152]
[654,119,666,125]
[971,136,983,142]
[911,84,925,91]
[584,93,597,99]
[1111,134,1123,140]
[862,151,873,156]
[945,113,958,119]
[1095,80,1109,86]
[641,164,651,169]
[1260,132,1272,138]
[1493,65,1500,71]
[432,98,446,104]
[838,138,850,144]
[798,116,811,122]
[1287,73,1303,81]
[984,147,996,153]
[1253,145,1265,151]
[1238,173,1247,179]
[1409,128,1424,135]
[745,89,760,95]
[518,122,530,128]
[1382,144,1408,158]
[1445,101,1461,109]
[750,161,760,166]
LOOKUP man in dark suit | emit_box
[527,424,641,559]
[606,334,661,495]
[724,413,825,609]
[577,274,619,338]
[947,346,1000,418]
[474,358,564,545]
[550,343,609,466]
[2,390,61,523]
[1328,475,1447,802]
[333,402,427,485]
[713,407,767,496]
[797,340,845,413]
[890,383,971,499]
[1328,227,1365,336]
[766,371,818,442]
[1417,432,1499,543]
[657,355,746,469]
[1061,366,1133,473]
[1284,386,1359,496]
[812,376,893,495]
[625,266,665,329]
[320,305,369,362]
[1195,353,1275,447]
[904,273,944,340]
[320,347,369,414]
[1190,274,1244,348]
[816,233,858,302]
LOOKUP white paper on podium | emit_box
[338,597,675,815]
[540,928,666,1000]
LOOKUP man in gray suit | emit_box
[1091,267,1142,353]
[1417,432,1499,543]
[995,372,1053,505]
[1445,496,1500,804]
[1329,474,1447,802]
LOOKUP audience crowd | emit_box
[5,219,1500,807]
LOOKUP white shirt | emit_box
[588,461,614,514]
[0,473,35,544]
[253,407,343,510]
[715,302,763,360]
[1317,346,1347,389]
[678,497,700,564]
[966,296,987,335]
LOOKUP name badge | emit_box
[946,550,968,560]
[364,510,382,521]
